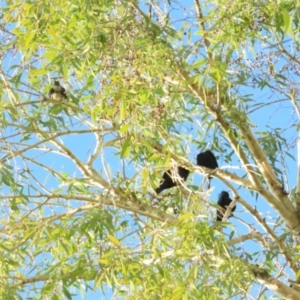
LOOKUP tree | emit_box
[0,0,300,299]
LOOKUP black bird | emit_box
[216,191,236,221]
[155,166,189,194]
[49,81,67,100]
[197,150,218,187]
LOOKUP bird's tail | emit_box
[207,177,212,189]
[216,209,224,221]
[155,187,163,194]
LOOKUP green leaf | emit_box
[120,99,126,120]
[192,59,207,68]
[63,286,72,300]
[30,68,48,77]
[24,32,35,49]
[148,153,161,161]
[282,9,292,35]
[107,234,120,246]
[119,124,130,133]
[49,104,64,115]
[120,137,131,158]
[170,285,186,300]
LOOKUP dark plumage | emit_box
[197,150,218,188]
[196,150,218,177]
[216,191,236,221]
[49,81,67,100]
[155,166,189,194]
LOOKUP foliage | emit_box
[0,0,300,299]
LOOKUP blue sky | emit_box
[1,0,299,299]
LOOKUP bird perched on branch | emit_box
[197,150,218,188]
[216,191,236,221]
[155,166,189,194]
[49,81,67,100]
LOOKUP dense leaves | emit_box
[0,0,300,299]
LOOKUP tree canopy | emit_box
[1,0,300,299]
